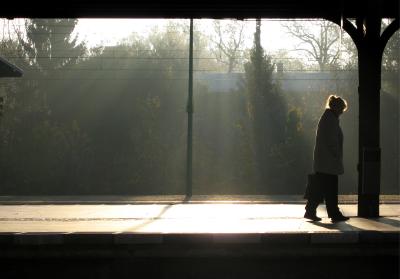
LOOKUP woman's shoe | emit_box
[304,211,322,221]
[331,215,349,222]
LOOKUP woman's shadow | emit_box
[308,216,400,231]
[308,219,360,231]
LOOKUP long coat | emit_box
[313,109,344,175]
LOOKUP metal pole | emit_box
[186,18,194,198]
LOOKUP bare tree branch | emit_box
[210,20,247,73]
[283,20,342,71]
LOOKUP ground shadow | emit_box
[308,219,364,231]
[371,217,400,228]
[125,203,175,231]
[125,195,191,231]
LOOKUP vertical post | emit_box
[357,3,382,217]
[186,18,194,198]
[357,46,382,217]
[331,6,399,218]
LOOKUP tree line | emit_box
[0,18,398,195]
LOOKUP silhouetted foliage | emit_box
[0,19,397,195]
[240,19,290,192]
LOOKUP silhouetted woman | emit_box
[304,95,350,222]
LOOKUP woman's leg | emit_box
[323,174,349,221]
[305,199,319,215]
[304,174,323,220]
[323,174,341,218]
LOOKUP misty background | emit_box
[0,18,398,196]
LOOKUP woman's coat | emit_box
[313,109,344,175]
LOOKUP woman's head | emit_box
[325,94,347,116]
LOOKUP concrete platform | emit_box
[0,202,398,241]
[0,199,398,279]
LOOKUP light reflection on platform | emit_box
[0,203,398,234]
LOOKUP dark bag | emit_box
[304,173,324,202]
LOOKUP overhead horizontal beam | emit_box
[0,0,398,19]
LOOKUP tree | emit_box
[19,19,87,114]
[381,20,399,93]
[283,20,342,71]
[380,21,399,195]
[19,19,86,73]
[0,19,92,195]
[243,19,287,189]
[210,19,248,73]
[51,22,191,194]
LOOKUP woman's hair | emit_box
[325,94,348,112]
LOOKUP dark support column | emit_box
[357,46,382,217]
[186,18,194,198]
[329,10,399,217]
[356,16,400,217]
[356,2,383,217]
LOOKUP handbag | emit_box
[304,173,324,202]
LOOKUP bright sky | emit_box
[0,17,325,64]
[0,18,308,58]
[74,18,296,52]
[74,18,167,47]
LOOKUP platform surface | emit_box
[0,197,398,279]
[0,201,398,236]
